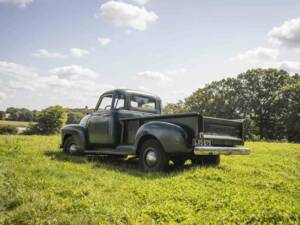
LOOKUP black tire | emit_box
[192,155,220,166]
[172,157,186,168]
[139,139,168,172]
[63,136,78,155]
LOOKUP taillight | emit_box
[199,132,204,139]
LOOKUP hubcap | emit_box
[145,149,158,167]
[69,144,77,153]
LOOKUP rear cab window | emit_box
[130,95,158,113]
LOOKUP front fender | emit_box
[61,124,86,150]
[135,121,190,153]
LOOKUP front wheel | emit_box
[63,136,79,155]
[139,139,168,172]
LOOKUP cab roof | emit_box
[101,89,161,101]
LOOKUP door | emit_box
[87,94,116,146]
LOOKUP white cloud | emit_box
[137,71,170,81]
[97,37,111,46]
[277,61,300,73]
[268,17,300,49]
[231,47,279,63]
[0,61,114,108]
[0,61,38,78]
[99,1,158,31]
[0,61,40,92]
[33,49,67,59]
[48,65,98,79]
[70,48,89,57]
[0,0,33,7]
[131,0,150,5]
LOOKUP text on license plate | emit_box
[198,139,212,146]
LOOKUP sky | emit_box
[0,0,300,110]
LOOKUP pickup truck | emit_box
[60,89,250,172]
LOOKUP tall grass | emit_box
[0,135,299,224]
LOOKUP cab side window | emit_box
[114,94,125,110]
[130,95,156,112]
[98,95,113,111]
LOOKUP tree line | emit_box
[0,107,89,124]
[164,68,300,142]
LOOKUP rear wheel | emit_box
[192,155,220,166]
[63,136,78,155]
[139,139,168,172]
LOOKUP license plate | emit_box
[197,139,212,146]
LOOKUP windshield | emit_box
[98,95,113,111]
[130,95,157,112]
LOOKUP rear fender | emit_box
[61,125,86,151]
[135,121,190,154]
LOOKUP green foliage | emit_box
[244,115,260,141]
[0,136,299,224]
[0,126,17,135]
[66,110,85,124]
[279,81,300,142]
[30,106,67,135]
[0,111,4,120]
[163,100,187,114]
[5,107,36,122]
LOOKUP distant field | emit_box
[0,120,33,127]
[0,136,299,224]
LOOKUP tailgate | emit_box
[201,116,244,146]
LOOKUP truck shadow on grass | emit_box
[44,150,218,177]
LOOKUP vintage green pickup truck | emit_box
[60,89,250,171]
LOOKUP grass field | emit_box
[0,120,32,128]
[0,135,299,224]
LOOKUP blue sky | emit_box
[0,0,300,110]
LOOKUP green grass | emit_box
[0,135,299,224]
[0,120,32,128]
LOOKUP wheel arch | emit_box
[61,125,86,151]
[134,121,191,154]
[63,133,72,145]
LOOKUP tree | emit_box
[0,111,4,120]
[237,69,291,139]
[185,78,243,119]
[5,107,34,121]
[163,100,187,114]
[66,111,85,124]
[31,106,67,135]
[279,82,300,142]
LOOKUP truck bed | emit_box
[119,112,244,147]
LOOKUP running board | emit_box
[84,145,135,155]
[194,146,250,155]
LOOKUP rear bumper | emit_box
[194,146,250,155]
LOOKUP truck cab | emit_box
[61,89,250,172]
[84,89,161,147]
